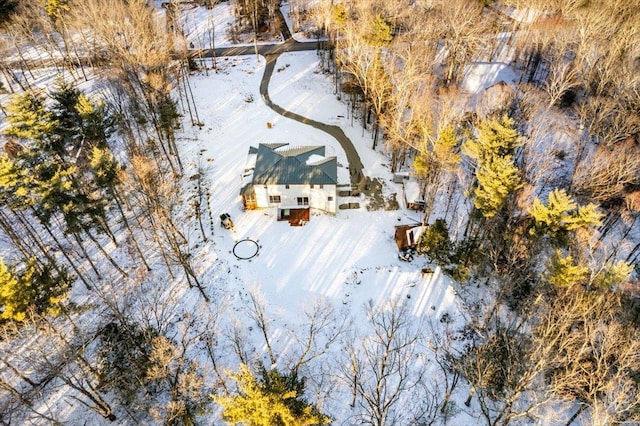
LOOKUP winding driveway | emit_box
[198,13,367,189]
[259,54,365,188]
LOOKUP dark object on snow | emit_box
[220,213,234,230]
[398,248,415,262]
[233,238,260,260]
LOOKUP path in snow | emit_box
[199,15,384,201]
[260,53,366,188]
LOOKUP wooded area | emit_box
[0,0,638,424]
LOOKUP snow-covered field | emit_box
[171,50,467,425]
[178,52,460,328]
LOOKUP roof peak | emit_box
[248,143,337,186]
[271,144,324,158]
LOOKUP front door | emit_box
[279,208,291,220]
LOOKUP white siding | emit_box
[253,184,336,214]
[310,184,336,214]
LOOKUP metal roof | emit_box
[250,143,338,186]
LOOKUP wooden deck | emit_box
[279,208,310,226]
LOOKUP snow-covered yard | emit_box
[178,52,460,327]
[162,44,468,425]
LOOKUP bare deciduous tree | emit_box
[339,301,432,426]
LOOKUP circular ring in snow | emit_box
[233,239,260,260]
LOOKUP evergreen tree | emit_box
[473,154,522,218]
[417,219,452,264]
[3,91,58,145]
[49,81,113,160]
[89,146,120,189]
[213,363,330,426]
[364,14,392,47]
[412,151,432,182]
[0,258,21,321]
[2,85,112,238]
[97,320,159,405]
[76,94,112,148]
[462,115,521,162]
[0,257,71,322]
[413,125,461,182]
[543,250,589,288]
[8,146,108,238]
[433,125,461,170]
[0,154,37,210]
[592,261,634,289]
[50,80,84,153]
[463,115,523,218]
[40,0,69,21]
[529,188,603,241]
[331,3,347,30]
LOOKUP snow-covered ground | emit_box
[179,1,238,48]
[138,33,472,421]
[0,2,549,424]
[178,52,459,320]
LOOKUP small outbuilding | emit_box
[394,224,426,251]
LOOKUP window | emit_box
[328,196,334,201]
[269,195,281,204]
[320,184,324,189]
[297,197,309,206]
[285,184,290,189]
[310,184,315,189]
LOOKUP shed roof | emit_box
[241,143,337,193]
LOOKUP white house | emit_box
[240,143,338,223]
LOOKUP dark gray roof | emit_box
[251,143,338,186]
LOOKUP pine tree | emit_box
[3,91,58,144]
[543,250,589,288]
[213,364,330,426]
[89,146,120,189]
[50,79,83,145]
[417,219,452,264]
[473,155,522,218]
[0,258,22,321]
[76,94,112,148]
[592,261,634,289]
[40,0,69,21]
[529,188,576,234]
[364,14,392,47]
[413,125,461,181]
[97,320,159,405]
[564,202,603,231]
[0,154,36,210]
[462,115,521,163]
[412,151,432,181]
[48,81,113,161]
[463,115,523,218]
[433,125,461,170]
[2,87,113,237]
[0,257,71,322]
[529,188,603,240]
[331,3,347,30]
[89,146,150,270]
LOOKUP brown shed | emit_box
[394,225,425,251]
